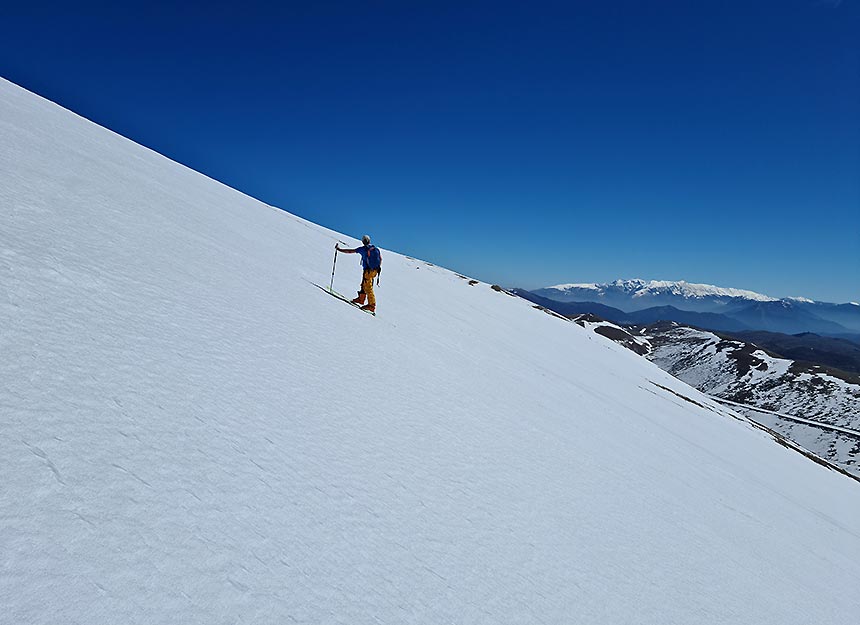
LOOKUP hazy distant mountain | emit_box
[531,279,858,337]
[831,334,860,346]
[514,290,751,333]
[510,289,630,320]
[724,300,850,335]
[624,306,751,332]
[792,301,860,333]
[533,279,778,313]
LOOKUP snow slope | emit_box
[2,78,860,624]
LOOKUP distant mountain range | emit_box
[514,288,860,376]
[535,279,778,311]
[529,279,860,336]
[512,290,750,332]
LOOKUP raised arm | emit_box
[335,245,358,253]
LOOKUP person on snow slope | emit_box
[336,235,382,313]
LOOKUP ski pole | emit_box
[330,241,346,292]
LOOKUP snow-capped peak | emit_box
[627,280,778,301]
[545,282,601,291]
[544,279,779,302]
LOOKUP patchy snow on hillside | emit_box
[745,349,792,383]
[742,411,860,475]
[571,315,652,355]
[643,324,860,475]
[3,78,860,624]
[646,326,860,431]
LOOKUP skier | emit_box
[336,235,382,313]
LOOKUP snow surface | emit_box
[3,78,860,624]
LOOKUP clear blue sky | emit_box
[3,1,858,302]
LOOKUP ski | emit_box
[314,283,376,315]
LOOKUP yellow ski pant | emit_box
[361,269,379,306]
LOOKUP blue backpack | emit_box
[365,245,382,272]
